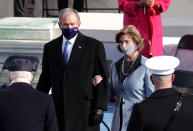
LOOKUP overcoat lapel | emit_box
[54,35,66,72]
[65,32,85,69]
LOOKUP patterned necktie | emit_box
[63,40,71,65]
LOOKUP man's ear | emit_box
[58,22,62,30]
[77,21,81,28]
[171,74,175,83]
[8,74,11,83]
[150,75,154,85]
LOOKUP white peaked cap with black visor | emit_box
[145,56,180,75]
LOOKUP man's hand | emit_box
[92,75,103,87]
[89,109,104,126]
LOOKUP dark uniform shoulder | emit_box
[134,96,155,110]
[28,89,52,106]
[138,96,152,104]
[181,93,193,96]
[0,84,9,89]
[34,89,51,98]
[181,93,193,100]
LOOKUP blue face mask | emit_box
[62,27,78,39]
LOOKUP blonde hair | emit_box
[9,71,33,84]
[115,25,144,53]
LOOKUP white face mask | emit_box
[120,43,137,56]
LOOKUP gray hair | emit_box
[9,71,33,84]
[59,8,80,23]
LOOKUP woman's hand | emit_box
[135,0,155,8]
[135,0,146,8]
[92,75,103,87]
[145,0,155,8]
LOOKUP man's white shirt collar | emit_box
[62,33,78,45]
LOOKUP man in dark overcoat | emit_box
[37,8,108,131]
[14,0,35,17]
[0,55,58,131]
[127,56,193,131]
[58,0,84,12]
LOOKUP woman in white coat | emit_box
[109,25,154,131]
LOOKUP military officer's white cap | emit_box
[145,56,180,75]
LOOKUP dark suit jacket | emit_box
[37,32,108,131]
[127,88,193,131]
[0,82,58,131]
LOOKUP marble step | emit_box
[0,17,60,41]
